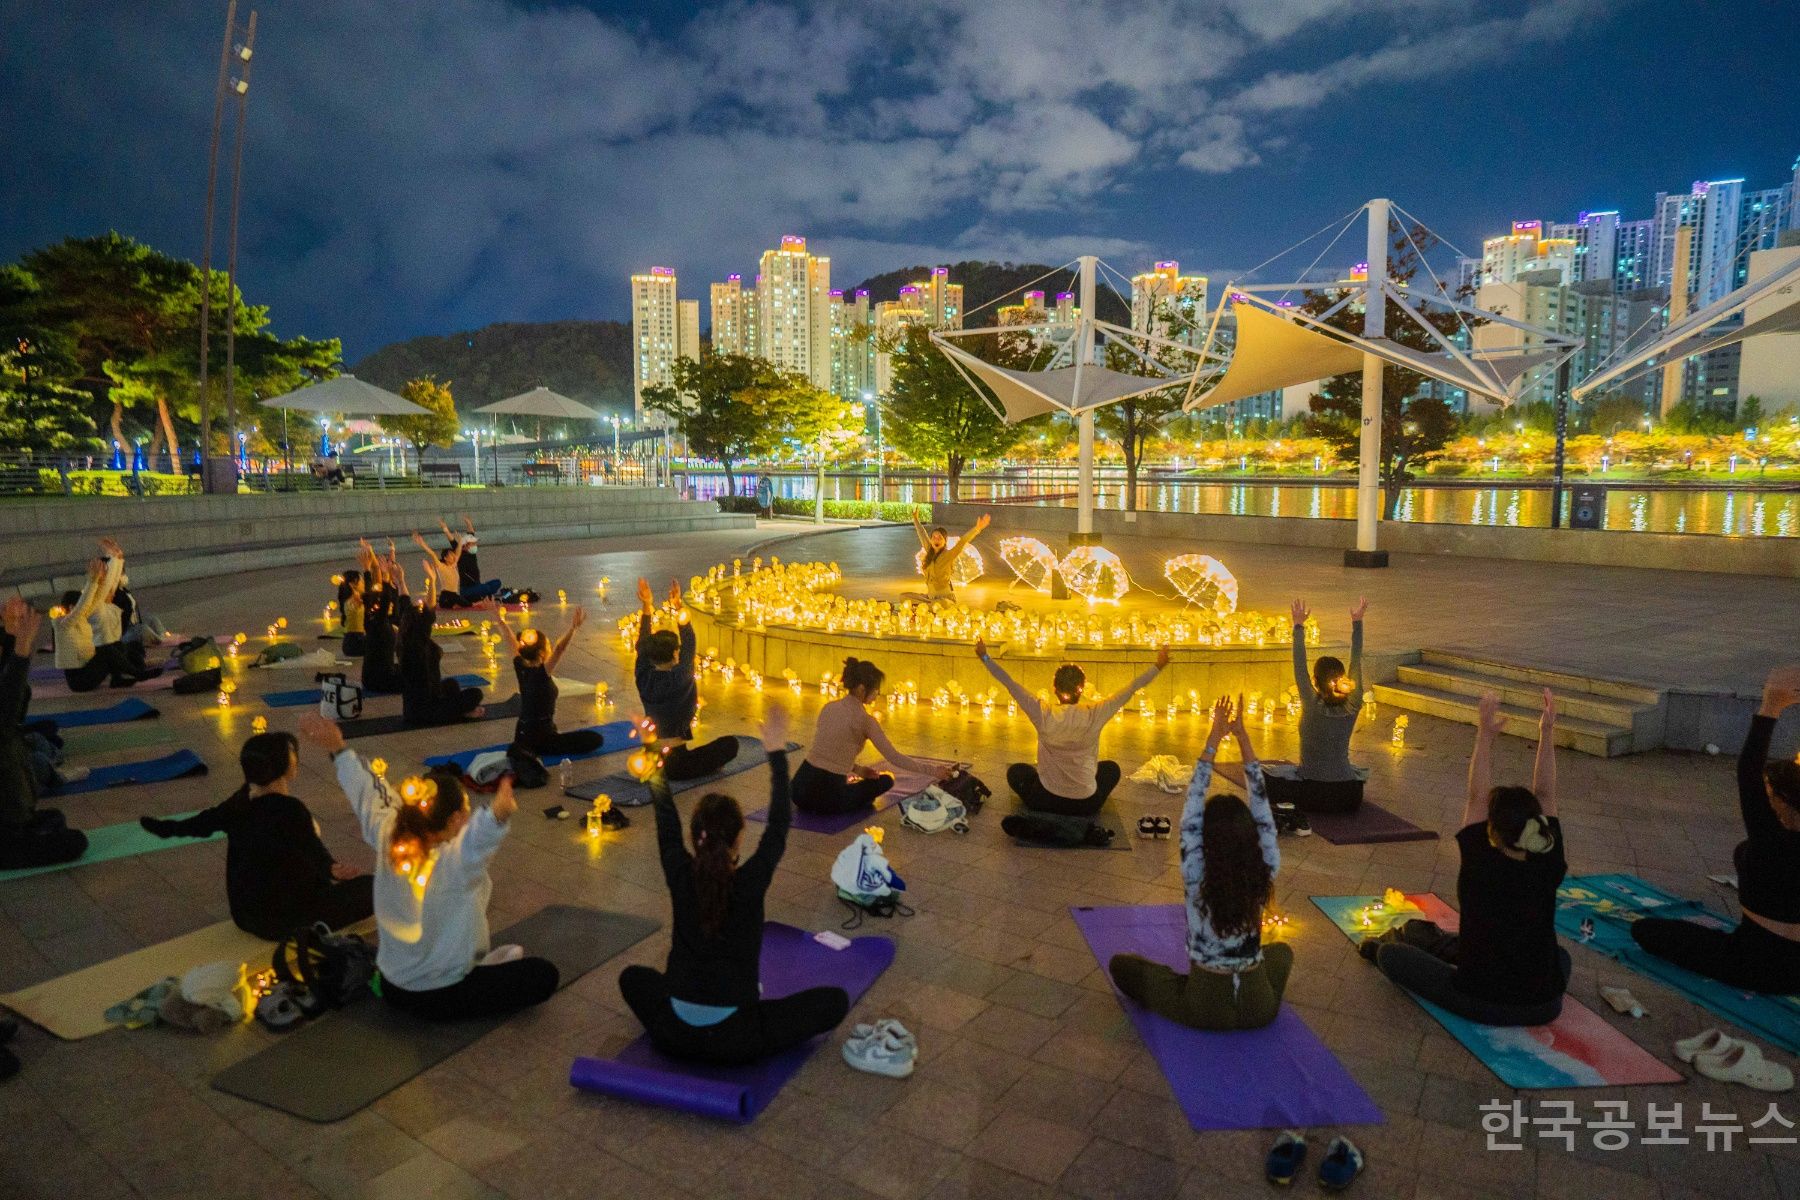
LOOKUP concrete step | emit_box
[1418,649,1662,706]
[1395,662,1655,729]
[1372,681,1637,757]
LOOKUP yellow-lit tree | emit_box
[382,374,459,459]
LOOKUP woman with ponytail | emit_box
[619,702,851,1064]
[140,730,372,940]
[1108,695,1290,1030]
[496,606,602,760]
[359,540,405,695]
[336,570,367,657]
[297,714,557,1021]
[1370,690,1571,1025]
[792,658,948,815]
[399,565,486,727]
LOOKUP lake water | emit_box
[680,470,1800,539]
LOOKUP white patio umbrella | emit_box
[474,386,603,421]
[259,375,429,477]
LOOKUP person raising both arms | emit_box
[399,564,485,726]
[1263,598,1368,814]
[791,657,949,816]
[911,510,991,602]
[634,577,739,780]
[437,515,503,603]
[54,538,161,691]
[298,713,558,1021]
[358,539,405,695]
[0,601,89,870]
[496,605,605,762]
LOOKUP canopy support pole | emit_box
[1075,254,1097,540]
[1348,198,1390,568]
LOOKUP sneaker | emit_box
[842,1027,916,1078]
[55,765,91,786]
[1273,803,1312,838]
[850,1018,916,1049]
[1693,1040,1794,1092]
[1265,1130,1306,1186]
[1318,1136,1364,1192]
[254,984,309,1030]
[1136,816,1158,839]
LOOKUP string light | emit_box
[997,537,1060,593]
[1163,553,1238,614]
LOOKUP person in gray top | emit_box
[1264,597,1368,814]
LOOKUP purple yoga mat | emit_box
[569,923,895,1122]
[1072,905,1383,1132]
[746,758,951,835]
[1307,801,1438,845]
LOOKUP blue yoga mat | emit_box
[58,749,209,795]
[258,674,489,708]
[0,812,221,883]
[36,697,160,728]
[1555,874,1800,1055]
[1071,904,1382,1131]
[568,741,799,807]
[570,923,895,1122]
[423,719,639,771]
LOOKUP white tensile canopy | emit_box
[473,387,603,420]
[260,374,428,416]
[931,340,1185,422]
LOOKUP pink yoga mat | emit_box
[30,671,181,702]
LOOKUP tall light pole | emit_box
[1347,198,1390,568]
[864,389,881,500]
[197,0,243,492]
[221,9,257,476]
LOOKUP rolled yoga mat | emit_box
[424,719,640,772]
[566,741,802,807]
[60,723,178,757]
[339,694,520,740]
[211,904,659,1123]
[1071,903,1383,1131]
[1314,893,1684,1087]
[29,671,181,701]
[1554,874,1800,1056]
[32,697,160,728]
[258,674,490,709]
[0,812,221,884]
[57,749,208,795]
[569,922,895,1123]
[1002,808,1131,851]
[745,757,956,835]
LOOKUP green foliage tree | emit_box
[1580,390,1651,436]
[881,324,1036,498]
[0,265,99,453]
[1738,394,1764,431]
[381,375,461,458]
[1302,221,1471,518]
[1095,313,1196,510]
[643,353,792,495]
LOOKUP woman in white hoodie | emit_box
[297,714,557,1020]
[53,538,161,691]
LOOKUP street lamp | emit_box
[609,414,621,461]
[464,428,480,485]
[863,390,881,500]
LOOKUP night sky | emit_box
[3,0,1796,358]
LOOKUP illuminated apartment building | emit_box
[755,235,833,390]
[630,266,680,420]
[1130,260,1208,343]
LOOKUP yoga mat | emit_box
[745,756,955,834]
[0,812,221,883]
[211,905,659,1122]
[339,695,517,741]
[569,923,895,1123]
[1307,802,1438,846]
[323,625,476,640]
[1555,874,1800,1056]
[57,749,208,795]
[1004,808,1131,851]
[423,719,641,771]
[1071,904,1382,1131]
[60,723,178,757]
[32,697,160,728]
[29,671,180,701]
[567,742,801,807]
[258,674,490,709]
[1314,894,1683,1088]
[2,920,275,1040]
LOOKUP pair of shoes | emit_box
[843,1019,916,1078]
[1676,1028,1794,1092]
[1265,1131,1363,1190]
[1135,816,1165,838]
[1273,802,1312,837]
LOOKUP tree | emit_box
[0,265,99,453]
[642,353,790,495]
[881,324,1036,498]
[1739,394,1764,432]
[1302,221,1472,518]
[769,377,863,522]
[1582,391,1650,436]
[382,375,460,458]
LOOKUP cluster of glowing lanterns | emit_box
[995,537,1131,605]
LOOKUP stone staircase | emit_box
[1372,650,1668,757]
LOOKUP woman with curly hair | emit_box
[1108,694,1289,1030]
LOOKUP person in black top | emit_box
[1369,689,1570,1026]
[0,601,89,871]
[400,567,486,727]
[438,515,503,602]
[1631,666,1800,993]
[634,576,738,781]
[495,606,602,760]
[618,704,849,1064]
[359,540,405,694]
[140,730,373,940]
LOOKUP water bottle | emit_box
[558,758,572,789]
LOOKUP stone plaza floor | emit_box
[3,521,1797,1200]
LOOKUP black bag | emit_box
[936,766,991,814]
[171,666,222,695]
[498,587,541,605]
[273,922,377,1013]
[509,748,549,790]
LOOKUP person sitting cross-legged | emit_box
[634,577,738,781]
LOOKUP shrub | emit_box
[716,496,932,522]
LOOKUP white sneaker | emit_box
[843,1028,916,1078]
[57,766,92,786]
[1674,1027,1731,1064]
[849,1018,916,1048]
[1694,1041,1794,1093]
[479,944,524,966]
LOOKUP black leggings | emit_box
[238,875,375,942]
[404,680,484,726]
[1007,761,1120,818]
[1631,914,1800,995]
[664,737,740,782]
[382,957,559,1021]
[1264,773,1364,815]
[1376,942,1572,1026]
[0,810,88,870]
[512,725,604,760]
[792,760,894,815]
[63,642,143,692]
[618,964,848,1066]
[341,631,367,658]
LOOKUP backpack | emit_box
[899,786,969,834]
[177,636,222,675]
[172,666,222,695]
[509,748,549,790]
[831,831,912,928]
[934,767,990,814]
[317,672,363,720]
[255,641,304,667]
[272,922,377,1014]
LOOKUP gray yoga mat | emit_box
[339,694,518,740]
[564,741,801,807]
[1004,808,1132,851]
[210,905,658,1122]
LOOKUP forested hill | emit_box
[848,260,1131,325]
[350,319,635,414]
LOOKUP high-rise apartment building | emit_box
[1736,185,1796,290]
[829,289,874,400]
[1612,219,1657,293]
[1475,270,1663,410]
[1130,260,1208,343]
[709,275,749,356]
[677,299,700,366]
[630,266,681,420]
[1654,178,1745,305]
[869,267,966,395]
[753,235,834,391]
[1479,221,1576,286]
[1547,211,1620,286]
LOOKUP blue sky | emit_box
[3,0,1796,357]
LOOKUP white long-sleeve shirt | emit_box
[980,654,1160,798]
[53,556,123,668]
[334,748,509,992]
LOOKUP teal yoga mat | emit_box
[0,813,222,883]
[60,724,179,757]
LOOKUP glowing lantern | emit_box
[251,716,267,735]
[370,758,388,778]
[997,537,1059,593]
[1162,554,1238,615]
[557,590,567,606]
[234,632,247,645]
[277,617,288,630]
[329,574,344,587]
[1057,546,1129,604]
[626,748,658,780]
[1391,715,1409,748]
[914,544,984,585]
